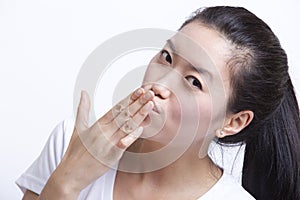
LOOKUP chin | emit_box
[141,124,177,145]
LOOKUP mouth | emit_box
[152,100,161,114]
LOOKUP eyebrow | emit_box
[166,39,176,52]
[192,66,212,80]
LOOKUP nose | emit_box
[150,84,171,99]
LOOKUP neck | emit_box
[118,139,222,193]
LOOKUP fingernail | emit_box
[120,127,143,147]
[130,127,143,138]
[140,101,154,114]
[80,90,88,105]
[135,88,143,95]
[144,91,153,100]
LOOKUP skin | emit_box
[22,22,254,200]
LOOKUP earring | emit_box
[216,128,225,138]
[220,130,224,136]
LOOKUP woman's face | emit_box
[140,22,233,152]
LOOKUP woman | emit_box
[17,6,300,199]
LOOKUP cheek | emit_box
[162,98,181,132]
[169,100,182,123]
[195,94,228,141]
[181,95,213,139]
[167,95,210,133]
[198,98,212,126]
[163,92,216,136]
[167,96,213,147]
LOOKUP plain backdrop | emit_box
[0,0,299,199]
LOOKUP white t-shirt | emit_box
[16,118,254,199]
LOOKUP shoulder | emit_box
[38,117,75,159]
[217,173,255,199]
[199,173,255,200]
[15,117,75,194]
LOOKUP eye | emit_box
[161,50,172,64]
[186,76,202,90]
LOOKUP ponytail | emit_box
[180,6,300,199]
[242,79,300,200]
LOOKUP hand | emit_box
[38,88,154,199]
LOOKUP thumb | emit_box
[75,90,91,132]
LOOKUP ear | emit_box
[217,110,254,138]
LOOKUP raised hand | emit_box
[38,88,154,200]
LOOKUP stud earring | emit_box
[220,130,224,136]
[216,128,225,138]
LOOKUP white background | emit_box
[0,0,299,199]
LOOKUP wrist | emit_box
[39,169,81,200]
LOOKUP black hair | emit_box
[181,6,300,200]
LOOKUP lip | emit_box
[152,100,162,114]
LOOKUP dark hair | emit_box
[181,6,300,200]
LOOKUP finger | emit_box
[98,108,133,138]
[112,101,154,141]
[130,101,154,128]
[129,87,144,103]
[100,91,154,137]
[111,101,154,144]
[99,89,153,125]
[118,127,144,149]
[127,90,154,117]
[98,88,142,124]
[84,101,153,167]
[75,90,91,132]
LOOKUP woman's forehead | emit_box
[167,23,233,98]
[165,23,232,82]
[174,22,232,70]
